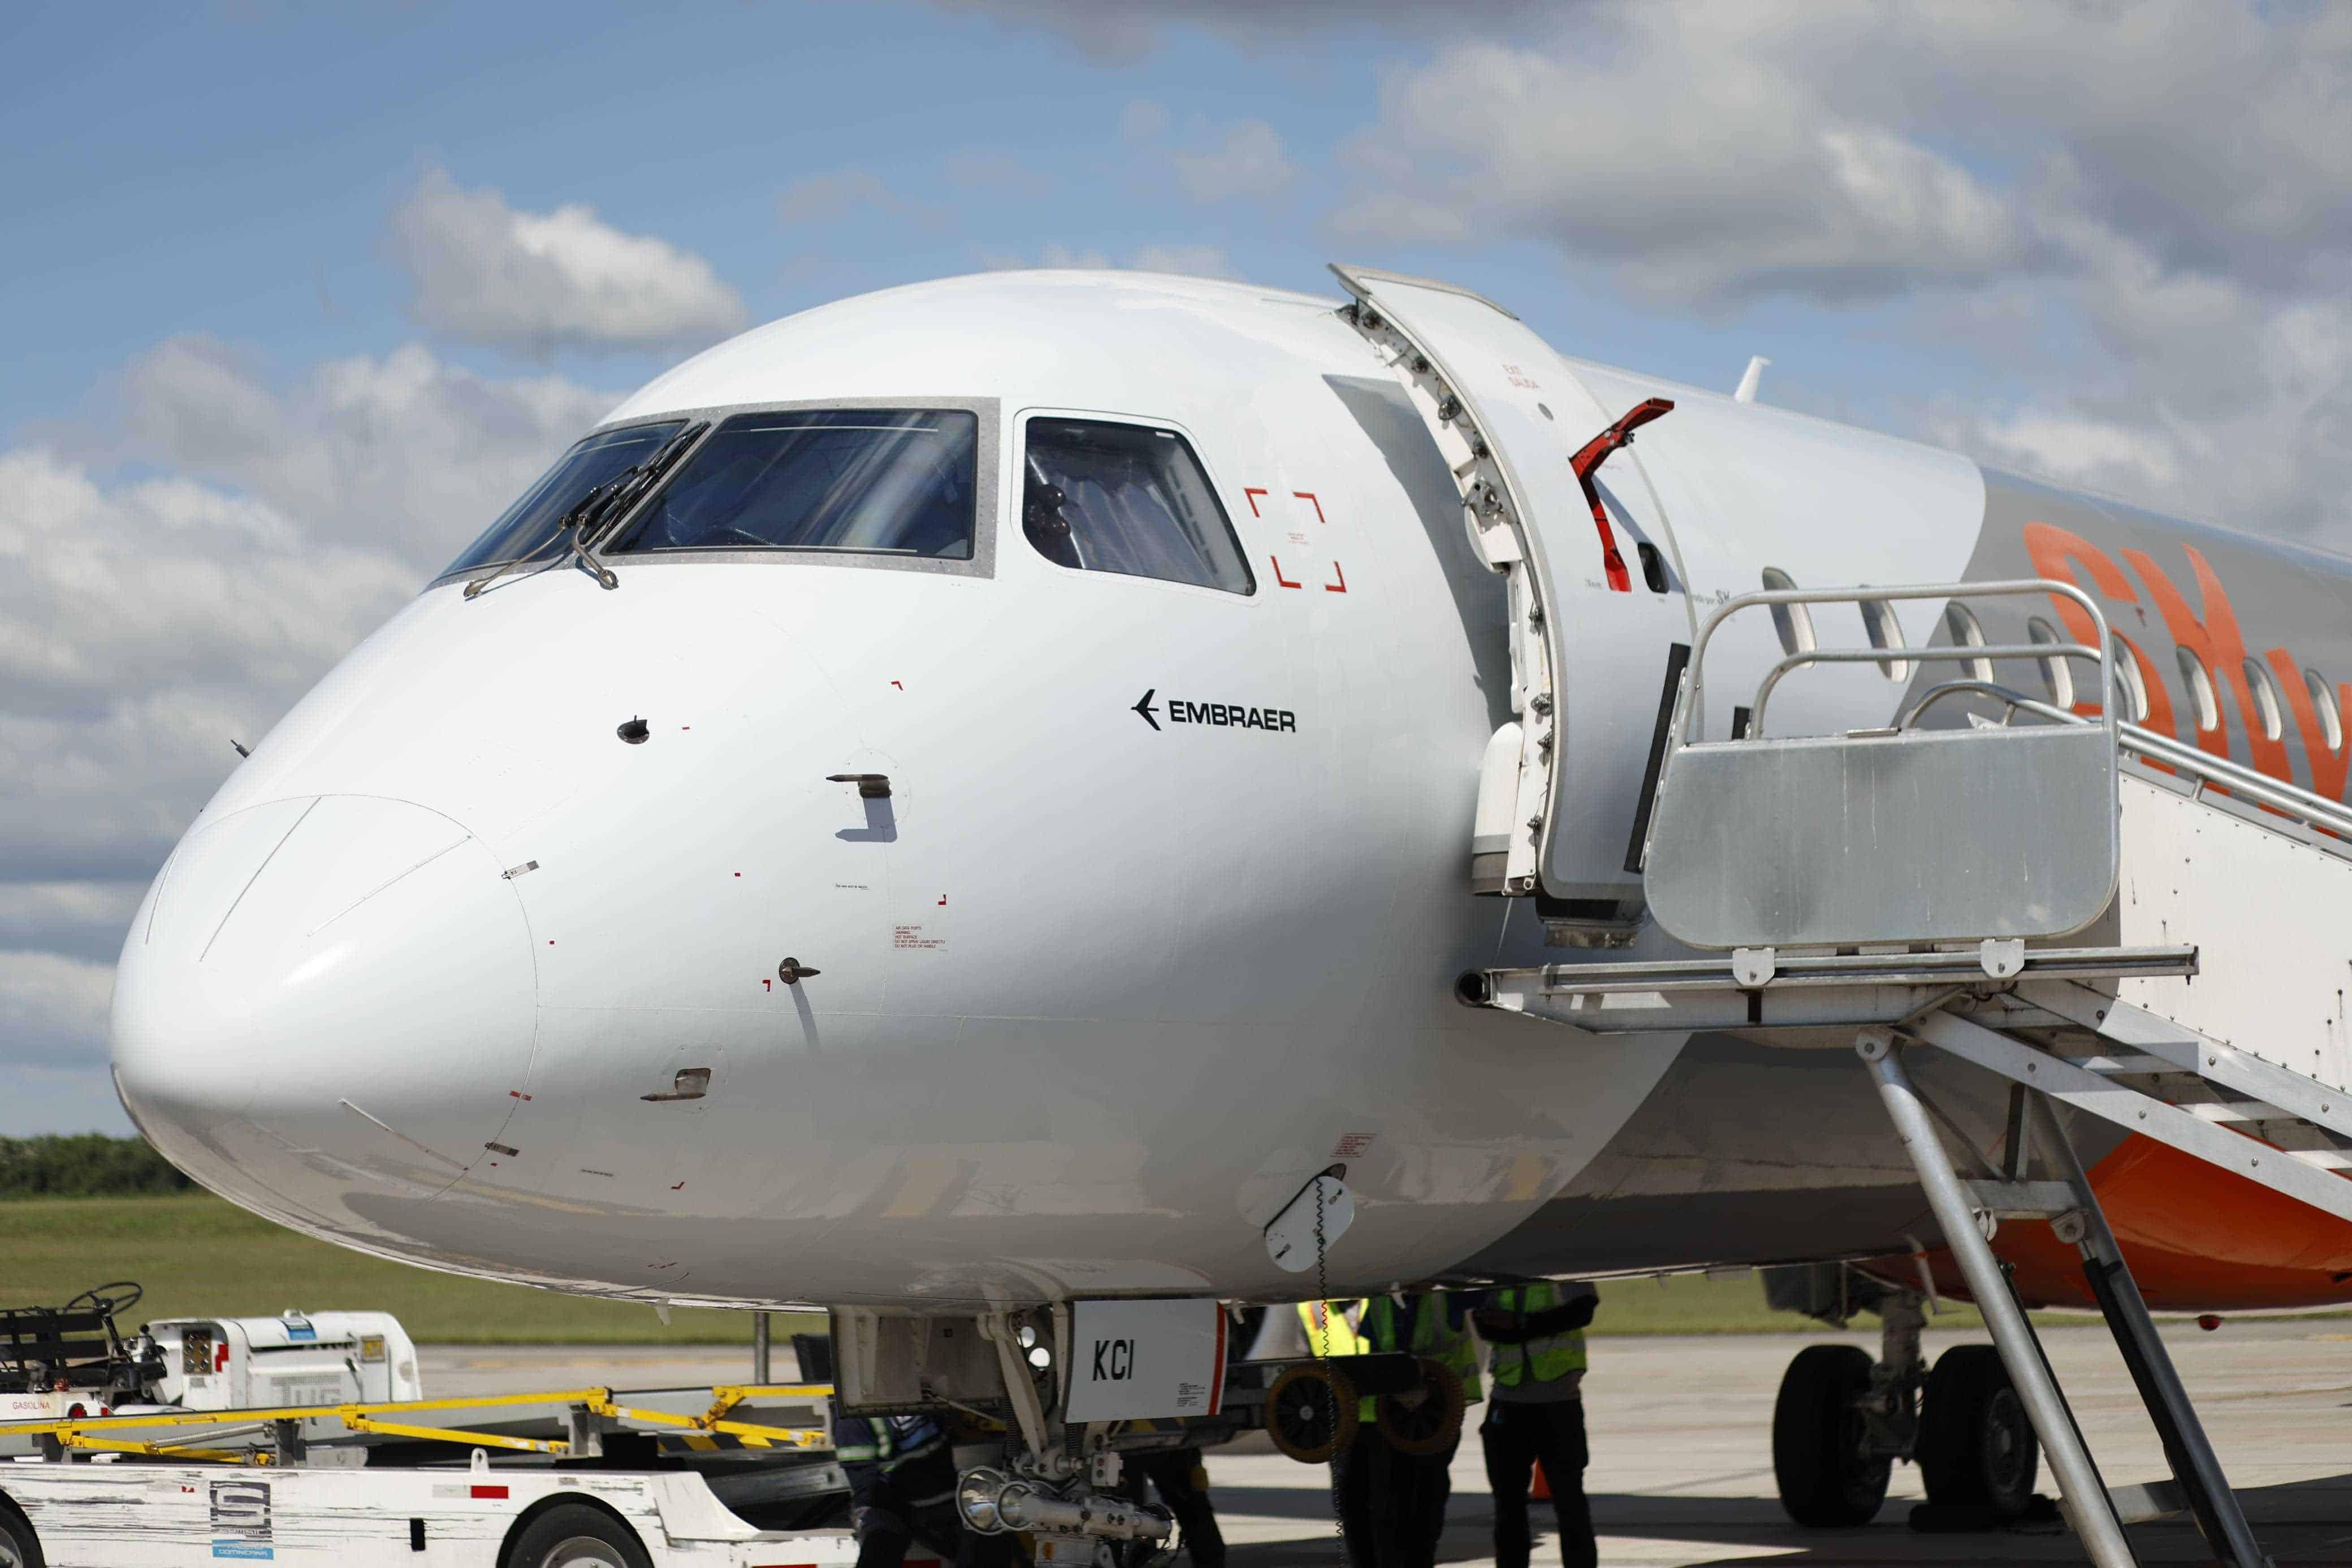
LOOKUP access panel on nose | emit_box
[1331,266,1692,902]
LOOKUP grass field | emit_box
[1,1196,818,1344]
[1,1194,1985,1342]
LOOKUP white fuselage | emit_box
[113,274,1697,1310]
[112,268,2352,1314]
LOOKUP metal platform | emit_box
[1467,576,2352,1568]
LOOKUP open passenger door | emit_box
[1330,265,1693,909]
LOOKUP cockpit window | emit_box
[602,409,978,560]
[444,421,688,575]
[1022,419,1252,595]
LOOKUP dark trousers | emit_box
[1128,1446,1226,1567]
[1481,1399,1595,1568]
[847,1449,1014,1568]
[1333,1431,1457,1568]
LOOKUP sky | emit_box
[4,1,2349,1133]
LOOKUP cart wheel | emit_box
[504,1503,652,1568]
[1376,1356,1465,1456]
[0,1501,44,1568]
[1264,1362,1359,1464]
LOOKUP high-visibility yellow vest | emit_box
[1484,1284,1588,1389]
[1298,1299,1368,1358]
[1360,1292,1483,1406]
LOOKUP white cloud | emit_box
[0,883,145,965]
[1326,1,2352,543]
[1171,119,1295,203]
[1333,28,2020,304]
[2,334,618,1079]
[387,165,749,356]
[111,335,616,571]
[0,951,115,1067]
[0,447,417,887]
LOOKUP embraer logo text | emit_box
[1092,1337,1136,1381]
[1132,688,1298,734]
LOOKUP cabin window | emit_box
[1759,568,1814,657]
[1860,596,1909,682]
[2113,636,2151,722]
[1021,419,1253,594]
[603,410,978,559]
[1944,603,1993,683]
[2308,668,2344,753]
[2028,617,2074,709]
[444,421,689,574]
[2176,648,2220,733]
[2242,660,2284,741]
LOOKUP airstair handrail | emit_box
[1901,679,2352,844]
[1748,640,2103,739]
[1685,577,2114,747]
[1897,678,2081,731]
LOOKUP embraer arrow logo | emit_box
[1131,688,1299,734]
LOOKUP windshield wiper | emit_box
[462,422,708,599]
[567,421,710,590]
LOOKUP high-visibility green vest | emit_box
[1483,1283,1588,1390]
[1360,1292,1483,1409]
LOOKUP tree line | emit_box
[0,1134,194,1197]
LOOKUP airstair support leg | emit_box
[2026,1092,2270,1568]
[1857,1029,2138,1568]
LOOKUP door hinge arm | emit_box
[1570,397,1674,594]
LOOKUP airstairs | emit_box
[1466,578,2352,1568]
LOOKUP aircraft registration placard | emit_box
[1062,1298,1226,1423]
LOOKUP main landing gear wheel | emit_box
[1918,1344,2039,1518]
[1374,1357,1466,1456]
[1264,1362,1358,1464]
[1772,1344,1891,1527]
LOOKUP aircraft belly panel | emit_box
[1457,1031,2133,1280]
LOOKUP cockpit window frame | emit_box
[1013,406,1260,602]
[427,395,1001,589]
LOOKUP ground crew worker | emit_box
[834,1409,973,1567]
[1356,1290,1482,1568]
[1475,1280,1599,1568]
[1125,1444,1227,1566]
[1297,1298,1389,1562]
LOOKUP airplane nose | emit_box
[113,795,538,1225]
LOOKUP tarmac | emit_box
[422,1319,2352,1566]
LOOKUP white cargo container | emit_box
[141,1311,422,1411]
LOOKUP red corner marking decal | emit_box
[1242,487,1269,517]
[1270,556,1302,589]
[1292,490,1326,524]
[1324,562,1347,594]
